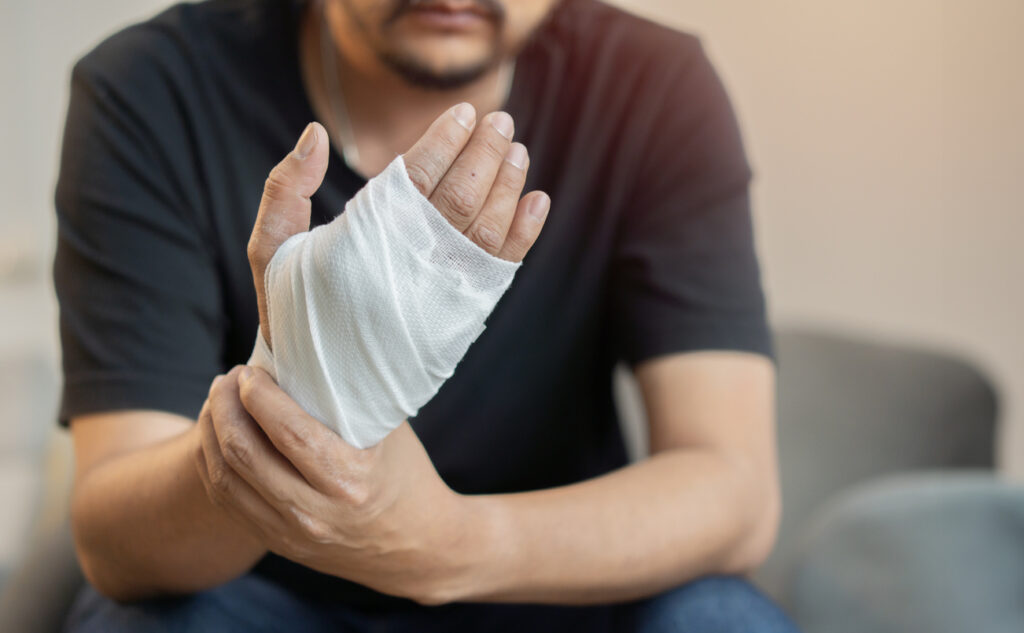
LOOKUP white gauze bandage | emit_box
[248,154,520,449]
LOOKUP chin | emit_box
[384,39,501,89]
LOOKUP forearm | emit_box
[71,425,266,600]
[449,447,780,605]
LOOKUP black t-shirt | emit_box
[54,0,772,609]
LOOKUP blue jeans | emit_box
[63,573,798,632]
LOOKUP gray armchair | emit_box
[758,328,997,599]
[0,328,1001,632]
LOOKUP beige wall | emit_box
[610,0,1024,475]
[2,0,1022,472]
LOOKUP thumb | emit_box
[248,121,330,348]
[249,122,330,272]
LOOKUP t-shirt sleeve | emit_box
[610,36,773,366]
[53,31,225,426]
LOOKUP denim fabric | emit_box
[63,573,798,633]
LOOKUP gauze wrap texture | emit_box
[248,154,520,449]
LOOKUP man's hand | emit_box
[193,365,475,604]
[248,103,550,349]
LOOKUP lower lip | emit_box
[403,8,488,30]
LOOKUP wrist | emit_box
[424,493,518,605]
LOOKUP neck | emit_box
[299,2,514,178]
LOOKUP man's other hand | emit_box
[192,365,477,605]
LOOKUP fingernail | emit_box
[505,143,528,170]
[294,122,318,158]
[489,111,514,139]
[239,366,254,385]
[528,193,550,221]
[452,102,475,130]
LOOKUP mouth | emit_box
[401,1,495,31]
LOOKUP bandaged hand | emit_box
[245,104,550,448]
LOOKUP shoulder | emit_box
[546,0,707,83]
[534,0,729,154]
[532,1,747,189]
[71,0,287,91]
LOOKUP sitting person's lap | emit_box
[64,574,798,633]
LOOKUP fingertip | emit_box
[486,110,514,140]
[239,365,254,387]
[289,122,330,184]
[237,366,257,401]
[505,142,528,170]
[525,190,550,223]
[309,120,328,137]
[451,102,476,130]
[496,191,549,262]
[293,122,318,159]
[237,365,275,404]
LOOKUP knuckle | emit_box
[497,164,527,191]
[435,181,481,220]
[247,232,273,280]
[341,480,372,509]
[220,432,253,471]
[403,159,435,196]
[246,237,262,266]
[435,127,464,155]
[294,510,334,544]
[502,229,532,260]
[479,135,510,161]
[280,420,315,453]
[318,463,352,498]
[469,221,503,251]
[263,167,295,200]
[207,461,232,493]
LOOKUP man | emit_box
[54,0,796,630]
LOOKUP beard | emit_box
[377,43,503,91]
[343,0,509,90]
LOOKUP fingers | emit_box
[249,122,330,349]
[207,367,311,509]
[495,191,550,262]
[236,366,358,494]
[465,142,529,257]
[196,377,288,536]
[402,102,477,198]
[403,105,549,260]
[429,111,514,232]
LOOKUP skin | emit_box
[69,0,780,606]
[301,0,555,176]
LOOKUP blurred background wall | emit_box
[1,0,1022,565]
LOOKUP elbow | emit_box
[70,496,129,602]
[70,489,160,602]
[76,549,135,603]
[74,532,172,603]
[72,526,126,601]
[735,485,781,573]
[721,465,782,575]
